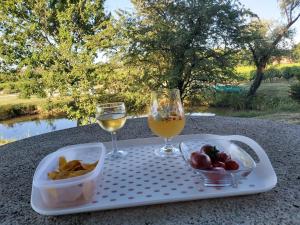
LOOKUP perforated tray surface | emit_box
[31,134,277,215]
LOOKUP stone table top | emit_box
[0,116,299,225]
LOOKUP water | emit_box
[0,116,77,141]
[0,110,218,141]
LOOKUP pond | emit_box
[0,110,217,142]
[0,116,77,141]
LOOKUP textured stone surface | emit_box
[0,116,299,225]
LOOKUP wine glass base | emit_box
[106,150,128,160]
[154,146,181,158]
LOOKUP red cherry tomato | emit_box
[217,152,230,162]
[213,161,225,168]
[225,160,239,170]
[190,152,212,169]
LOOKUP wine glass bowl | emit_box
[96,102,127,159]
[148,89,185,157]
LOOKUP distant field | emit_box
[240,79,296,97]
[204,80,300,124]
[0,94,47,106]
[236,63,300,81]
[0,94,71,121]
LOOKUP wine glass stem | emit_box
[164,138,173,151]
[111,131,118,154]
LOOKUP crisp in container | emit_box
[32,142,106,208]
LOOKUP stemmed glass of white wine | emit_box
[96,102,127,159]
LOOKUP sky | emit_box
[104,0,300,43]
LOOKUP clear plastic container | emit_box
[33,143,106,208]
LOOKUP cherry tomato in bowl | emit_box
[179,141,256,187]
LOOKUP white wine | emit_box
[97,113,126,132]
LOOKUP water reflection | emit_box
[0,116,77,140]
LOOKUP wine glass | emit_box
[148,88,185,157]
[96,102,127,159]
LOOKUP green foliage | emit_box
[118,0,250,99]
[281,66,300,79]
[235,66,256,80]
[263,65,300,81]
[1,0,298,122]
[211,92,249,110]
[0,0,112,122]
[290,71,300,102]
[236,64,300,81]
[211,91,299,111]
[243,0,300,96]
[95,60,151,115]
[0,82,19,94]
[292,42,300,61]
[290,82,300,102]
[263,68,282,81]
[0,98,70,120]
[0,104,37,120]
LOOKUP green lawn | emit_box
[0,94,48,106]
[240,80,295,97]
[215,80,300,124]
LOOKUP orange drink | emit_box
[148,116,185,138]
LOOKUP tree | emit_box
[117,0,249,100]
[0,0,112,123]
[245,0,300,97]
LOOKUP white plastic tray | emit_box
[31,134,277,216]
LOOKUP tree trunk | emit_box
[177,79,185,100]
[247,65,265,97]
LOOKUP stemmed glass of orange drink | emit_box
[148,89,185,157]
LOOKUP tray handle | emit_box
[222,135,270,167]
[222,135,277,189]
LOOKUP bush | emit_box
[263,68,282,81]
[211,92,249,110]
[290,83,300,102]
[0,104,37,120]
[38,99,70,115]
[98,92,149,115]
[281,66,300,80]
[0,82,19,94]
[211,91,299,111]
[236,66,256,81]
[236,64,300,82]
[17,81,47,99]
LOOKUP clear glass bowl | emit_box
[179,140,256,187]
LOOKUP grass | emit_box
[240,79,295,97]
[236,63,300,77]
[205,79,300,124]
[0,94,48,106]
